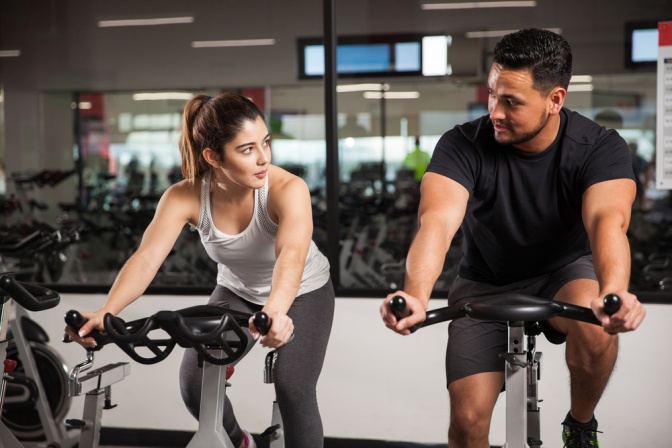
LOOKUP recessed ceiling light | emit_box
[191,39,276,48]
[0,50,21,57]
[422,1,536,10]
[466,27,561,38]
[337,83,389,92]
[98,17,194,28]
[567,84,594,92]
[133,92,194,101]
[570,75,593,83]
[364,92,420,99]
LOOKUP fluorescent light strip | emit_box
[570,75,593,83]
[0,50,21,57]
[337,83,389,92]
[466,27,561,38]
[98,17,194,27]
[364,92,420,99]
[423,1,536,10]
[567,84,594,92]
[191,39,276,48]
[133,92,194,101]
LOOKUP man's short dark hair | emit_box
[493,28,573,93]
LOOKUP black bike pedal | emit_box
[260,424,281,438]
[65,418,86,429]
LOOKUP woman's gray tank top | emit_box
[193,170,330,305]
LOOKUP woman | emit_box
[66,92,335,448]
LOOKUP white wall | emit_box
[28,294,672,447]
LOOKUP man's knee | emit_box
[565,323,619,368]
[448,372,502,440]
[449,407,492,436]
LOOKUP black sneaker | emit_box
[561,413,602,447]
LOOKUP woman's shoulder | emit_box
[164,178,202,200]
[266,165,310,211]
[268,165,308,194]
[158,179,202,222]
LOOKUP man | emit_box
[380,28,646,448]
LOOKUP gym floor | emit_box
[98,429,448,447]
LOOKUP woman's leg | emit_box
[273,279,335,448]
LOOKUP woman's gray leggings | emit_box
[179,279,335,447]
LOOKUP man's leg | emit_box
[448,371,503,448]
[549,278,619,423]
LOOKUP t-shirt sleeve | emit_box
[579,129,636,192]
[425,128,478,194]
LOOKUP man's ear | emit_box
[202,148,220,168]
[548,87,566,115]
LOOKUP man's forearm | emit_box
[404,224,454,307]
[590,217,632,295]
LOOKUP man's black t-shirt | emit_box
[426,108,635,285]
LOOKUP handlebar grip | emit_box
[63,309,107,349]
[389,295,417,334]
[390,296,410,319]
[603,294,621,316]
[252,311,271,336]
[0,275,60,311]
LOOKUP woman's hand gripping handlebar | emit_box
[63,310,111,350]
[250,310,295,348]
[387,293,623,334]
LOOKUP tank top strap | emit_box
[197,171,213,239]
[256,173,278,238]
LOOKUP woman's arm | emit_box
[71,181,200,344]
[254,168,314,346]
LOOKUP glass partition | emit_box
[1,70,669,300]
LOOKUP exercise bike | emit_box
[64,305,285,448]
[0,273,61,448]
[390,292,621,448]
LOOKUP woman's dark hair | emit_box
[493,28,573,93]
[179,92,265,183]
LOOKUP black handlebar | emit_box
[64,305,258,366]
[252,311,271,336]
[0,274,60,311]
[390,293,622,333]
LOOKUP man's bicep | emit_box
[419,172,469,233]
[582,178,635,234]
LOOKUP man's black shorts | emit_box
[445,254,597,386]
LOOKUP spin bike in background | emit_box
[391,292,621,448]
[0,274,61,448]
[64,305,286,448]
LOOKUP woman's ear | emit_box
[202,148,220,168]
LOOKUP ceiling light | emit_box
[364,92,420,99]
[98,17,194,27]
[337,83,389,92]
[570,75,593,83]
[0,50,21,57]
[191,39,276,48]
[422,1,536,10]
[567,84,594,92]
[133,92,194,101]
[466,27,561,38]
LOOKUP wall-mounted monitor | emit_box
[625,20,661,69]
[297,33,450,79]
